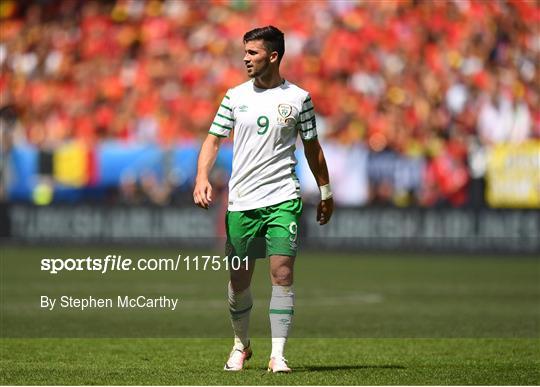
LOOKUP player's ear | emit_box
[269,51,279,64]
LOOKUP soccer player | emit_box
[193,26,333,373]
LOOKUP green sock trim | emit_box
[230,305,253,316]
[269,308,294,315]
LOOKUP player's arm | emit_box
[194,134,222,209]
[195,91,233,209]
[303,137,334,225]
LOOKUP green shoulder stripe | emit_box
[212,122,232,130]
[301,106,314,114]
[220,103,232,111]
[224,95,230,100]
[217,113,234,122]
[299,116,314,124]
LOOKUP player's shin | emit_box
[269,285,294,358]
[228,282,252,350]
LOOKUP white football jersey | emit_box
[209,79,317,211]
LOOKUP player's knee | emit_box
[271,267,293,286]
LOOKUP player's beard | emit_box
[247,59,270,79]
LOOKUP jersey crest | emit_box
[278,103,292,118]
[277,103,297,126]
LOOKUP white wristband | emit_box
[320,184,333,200]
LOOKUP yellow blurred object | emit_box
[486,141,540,208]
[0,0,16,19]
[426,137,443,157]
[513,82,525,99]
[404,139,423,158]
[33,183,53,206]
[351,120,365,140]
[111,3,128,22]
[53,141,88,187]
[393,191,411,208]
[447,50,463,69]
[146,0,162,17]
[388,86,406,106]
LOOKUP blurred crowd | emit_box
[0,0,539,207]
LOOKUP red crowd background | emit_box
[1,0,539,207]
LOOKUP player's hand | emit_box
[317,198,333,225]
[193,179,213,209]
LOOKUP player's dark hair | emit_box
[243,26,285,63]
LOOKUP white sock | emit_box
[269,285,294,359]
[228,282,252,350]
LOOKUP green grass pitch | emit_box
[1,246,539,385]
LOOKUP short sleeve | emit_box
[297,94,317,141]
[209,92,234,138]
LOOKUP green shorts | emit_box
[225,198,303,259]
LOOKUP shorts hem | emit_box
[266,251,297,258]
